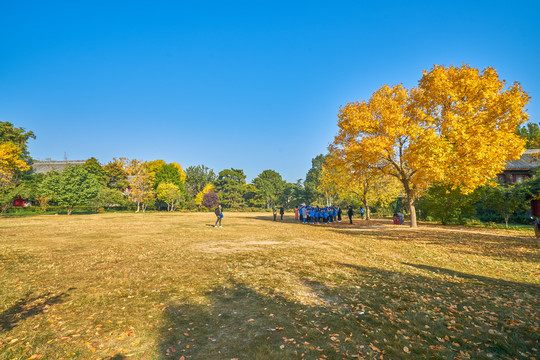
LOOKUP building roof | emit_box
[32,160,87,174]
[504,149,540,171]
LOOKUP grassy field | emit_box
[0,213,538,360]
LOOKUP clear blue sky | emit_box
[1,1,539,183]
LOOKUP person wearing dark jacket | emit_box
[347,206,354,224]
[214,204,223,228]
[280,206,285,221]
[337,206,342,222]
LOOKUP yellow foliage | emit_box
[145,160,166,175]
[170,162,187,183]
[0,143,30,188]
[195,183,215,206]
[332,64,530,227]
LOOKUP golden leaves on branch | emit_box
[330,64,530,227]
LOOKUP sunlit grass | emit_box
[1,213,538,359]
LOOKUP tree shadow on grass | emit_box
[331,226,540,262]
[249,214,309,224]
[158,265,539,359]
[0,288,75,331]
[403,262,540,291]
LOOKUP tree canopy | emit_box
[252,170,286,208]
[215,168,246,208]
[332,65,530,227]
[41,166,100,215]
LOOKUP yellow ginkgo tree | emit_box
[332,64,530,227]
[322,153,400,220]
[0,142,29,189]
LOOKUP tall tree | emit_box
[321,155,400,220]
[333,65,529,227]
[128,160,155,212]
[103,158,129,190]
[304,154,327,204]
[517,122,540,149]
[0,121,35,164]
[0,143,30,189]
[215,168,247,208]
[252,170,286,208]
[41,166,100,215]
[83,157,107,184]
[154,163,184,188]
[185,165,217,197]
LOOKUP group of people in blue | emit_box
[298,205,341,224]
[294,205,364,224]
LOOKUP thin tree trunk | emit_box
[408,195,417,228]
[136,202,140,213]
[67,207,72,215]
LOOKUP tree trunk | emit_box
[504,215,509,229]
[408,194,417,228]
[67,207,72,215]
[136,202,140,213]
[362,198,370,220]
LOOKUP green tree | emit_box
[185,165,217,197]
[417,183,478,225]
[252,170,286,208]
[481,185,530,229]
[243,184,264,208]
[215,168,247,208]
[0,122,34,210]
[304,154,327,204]
[279,182,299,208]
[156,183,182,212]
[83,157,107,184]
[92,187,125,210]
[103,158,128,190]
[0,121,35,164]
[41,166,100,215]
[517,122,540,149]
[155,163,184,188]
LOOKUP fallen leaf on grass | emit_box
[403,346,410,354]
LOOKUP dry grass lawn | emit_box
[0,212,539,359]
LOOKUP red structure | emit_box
[13,198,25,207]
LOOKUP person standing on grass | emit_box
[214,204,223,228]
[294,206,299,220]
[359,207,365,220]
[347,205,354,224]
[280,206,285,221]
[337,206,342,222]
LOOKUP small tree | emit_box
[156,182,182,212]
[36,196,50,212]
[417,183,478,224]
[92,186,125,210]
[129,164,155,213]
[482,185,530,228]
[202,190,219,209]
[195,183,215,208]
